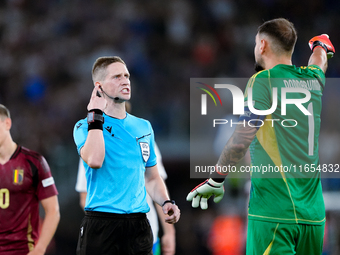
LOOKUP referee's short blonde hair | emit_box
[92,56,126,83]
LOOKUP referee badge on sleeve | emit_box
[139,142,150,162]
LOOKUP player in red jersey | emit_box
[0,104,60,255]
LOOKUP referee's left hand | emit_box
[163,203,180,224]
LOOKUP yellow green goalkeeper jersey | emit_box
[245,64,326,225]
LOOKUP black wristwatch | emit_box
[162,200,176,207]
[87,111,104,124]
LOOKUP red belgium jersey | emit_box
[0,146,58,254]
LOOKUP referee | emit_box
[73,56,180,255]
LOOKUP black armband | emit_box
[312,41,328,54]
[87,109,104,131]
[211,177,226,183]
[210,164,228,182]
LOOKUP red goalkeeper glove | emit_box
[309,34,335,59]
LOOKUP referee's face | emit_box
[102,62,131,101]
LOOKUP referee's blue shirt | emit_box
[73,112,157,214]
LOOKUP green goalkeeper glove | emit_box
[309,34,335,59]
[186,178,224,210]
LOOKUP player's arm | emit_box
[79,192,87,210]
[187,124,258,210]
[155,203,176,255]
[28,195,60,255]
[75,159,87,210]
[308,34,335,73]
[216,125,257,174]
[145,165,180,224]
[81,86,107,168]
[308,48,328,73]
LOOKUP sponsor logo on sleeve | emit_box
[42,177,55,188]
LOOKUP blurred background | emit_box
[1,0,340,254]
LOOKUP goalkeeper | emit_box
[187,18,335,255]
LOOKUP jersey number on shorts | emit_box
[0,188,10,209]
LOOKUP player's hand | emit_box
[309,34,335,59]
[87,85,107,111]
[163,203,180,224]
[186,178,224,210]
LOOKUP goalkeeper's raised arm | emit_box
[308,34,335,73]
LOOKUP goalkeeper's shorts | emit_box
[246,219,324,255]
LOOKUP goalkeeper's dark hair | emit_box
[92,56,126,83]
[0,104,10,120]
[258,18,297,55]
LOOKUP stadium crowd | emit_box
[0,0,340,254]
